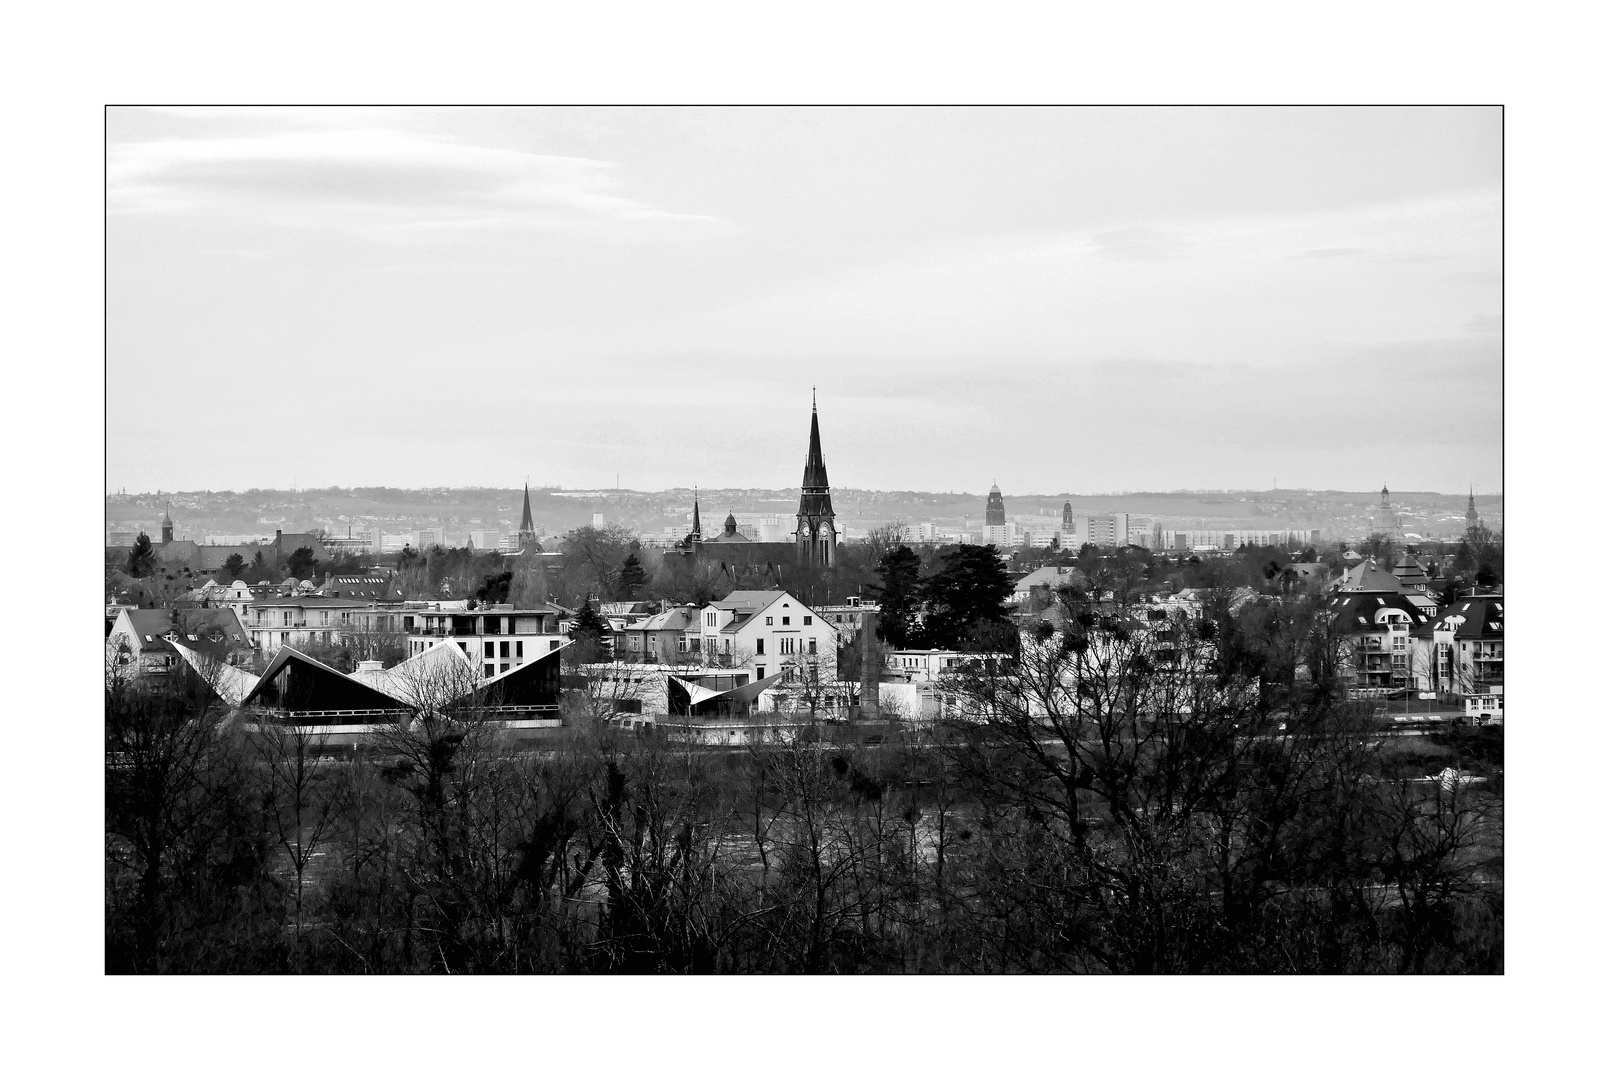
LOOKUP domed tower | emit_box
[161,502,174,545]
[985,483,1006,527]
[796,393,837,567]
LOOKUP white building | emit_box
[686,589,841,683]
[406,605,568,679]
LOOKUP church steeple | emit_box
[796,392,837,567]
[518,481,536,550]
[1466,487,1480,530]
[161,502,174,545]
[690,488,702,543]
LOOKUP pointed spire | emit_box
[801,401,829,491]
[162,501,173,526]
[519,482,535,534]
[691,487,702,540]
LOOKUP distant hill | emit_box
[106,486,1503,546]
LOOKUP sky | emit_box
[107,106,1501,496]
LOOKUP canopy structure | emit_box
[353,639,478,709]
[668,670,785,718]
[240,647,411,715]
[231,640,571,721]
[170,639,260,706]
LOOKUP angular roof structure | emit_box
[667,670,785,716]
[170,640,260,706]
[240,647,411,714]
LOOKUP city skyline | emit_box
[109,107,1500,496]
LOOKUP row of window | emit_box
[755,637,817,655]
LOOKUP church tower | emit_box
[796,393,837,567]
[985,484,1006,527]
[1466,487,1480,530]
[518,482,538,551]
[161,502,174,545]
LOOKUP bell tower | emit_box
[796,391,837,568]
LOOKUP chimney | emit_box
[859,609,880,720]
[355,659,385,674]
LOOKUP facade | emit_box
[1409,595,1503,714]
[616,605,700,663]
[1325,591,1431,691]
[247,596,374,652]
[817,595,880,634]
[405,605,568,679]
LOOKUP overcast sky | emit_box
[108,106,1500,496]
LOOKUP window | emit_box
[500,641,510,658]
[460,642,469,655]
[808,638,817,654]
[782,616,790,626]
[549,640,560,650]
[516,641,523,658]
[484,663,495,677]
[780,637,795,655]
[803,616,812,626]
[766,617,773,626]
[485,642,495,658]
[755,639,765,654]
[756,666,765,679]
[501,662,510,673]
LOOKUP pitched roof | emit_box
[1414,597,1503,640]
[1337,558,1404,593]
[1326,592,1429,631]
[713,590,788,611]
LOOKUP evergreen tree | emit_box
[920,544,1014,649]
[126,532,156,578]
[870,545,924,649]
[249,550,271,582]
[475,570,514,605]
[287,546,319,580]
[569,599,614,663]
[222,552,246,580]
[619,553,646,600]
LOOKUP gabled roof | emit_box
[1014,566,1087,592]
[1336,558,1404,594]
[723,613,756,635]
[713,590,788,612]
[623,607,696,633]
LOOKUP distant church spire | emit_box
[518,482,537,550]
[161,501,174,545]
[796,396,836,567]
[690,487,702,542]
[1466,486,1479,530]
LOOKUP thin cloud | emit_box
[108,127,723,234]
